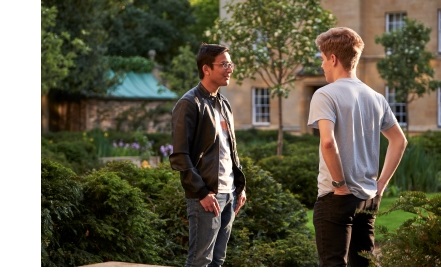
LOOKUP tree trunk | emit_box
[41,94,49,133]
[277,95,283,156]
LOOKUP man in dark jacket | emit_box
[169,43,246,267]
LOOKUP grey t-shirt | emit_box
[307,78,398,199]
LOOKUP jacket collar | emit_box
[197,83,220,101]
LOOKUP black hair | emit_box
[196,43,229,79]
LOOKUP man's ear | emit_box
[203,64,211,76]
[331,54,337,65]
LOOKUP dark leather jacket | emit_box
[169,83,246,200]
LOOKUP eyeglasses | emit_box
[212,62,235,70]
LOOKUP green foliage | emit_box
[188,0,220,43]
[236,129,320,161]
[42,0,117,94]
[240,141,278,161]
[111,100,175,132]
[106,56,154,73]
[236,129,279,143]
[210,0,335,90]
[226,157,318,266]
[258,153,318,209]
[411,131,441,161]
[160,45,199,97]
[41,135,101,174]
[41,4,77,94]
[145,163,188,266]
[96,162,186,266]
[238,131,319,208]
[85,129,171,159]
[79,164,164,265]
[41,129,441,266]
[368,191,441,266]
[375,18,441,104]
[105,0,198,65]
[382,131,441,194]
[391,142,441,193]
[208,0,336,156]
[236,129,279,159]
[104,56,156,89]
[41,158,101,266]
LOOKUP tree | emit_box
[208,0,335,155]
[41,5,76,95]
[105,0,198,65]
[42,0,120,94]
[160,1,219,98]
[41,3,89,132]
[160,45,199,97]
[188,0,220,44]
[375,18,441,133]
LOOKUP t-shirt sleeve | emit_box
[307,90,336,129]
[380,96,399,131]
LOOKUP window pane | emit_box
[386,87,407,127]
[438,10,441,53]
[386,12,406,32]
[438,88,441,127]
[252,87,270,125]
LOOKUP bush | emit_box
[41,159,166,266]
[42,136,101,174]
[78,163,164,265]
[225,157,318,267]
[253,139,319,208]
[257,154,318,209]
[101,161,188,266]
[368,191,441,266]
[147,163,188,266]
[41,158,93,266]
[41,129,441,267]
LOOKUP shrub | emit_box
[239,141,278,161]
[41,136,101,174]
[99,160,188,266]
[78,164,164,265]
[148,163,188,266]
[257,154,318,209]
[225,157,318,267]
[368,191,441,266]
[41,158,93,266]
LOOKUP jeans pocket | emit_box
[211,215,220,230]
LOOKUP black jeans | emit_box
[313,192,381,267]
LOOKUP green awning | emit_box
[108,71,177,100]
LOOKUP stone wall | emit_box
[49,94,174,133]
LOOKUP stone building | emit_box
[45,71,177,133]
[219,0,441,135]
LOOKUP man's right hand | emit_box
[200,192,220,217]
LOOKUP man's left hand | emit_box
[234,190,246,215]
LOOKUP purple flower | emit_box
[131,142,140,150]
[160,144,173,157]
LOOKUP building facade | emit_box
[219,0,441,135]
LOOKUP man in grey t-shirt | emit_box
[307,27,408,267]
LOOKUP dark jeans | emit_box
[313,192,381,267]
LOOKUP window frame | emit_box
[385,12,406,32]
[438,9,441,54]
[252,87,270,126]
[385,86,407,127]
[438,87,441,127]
